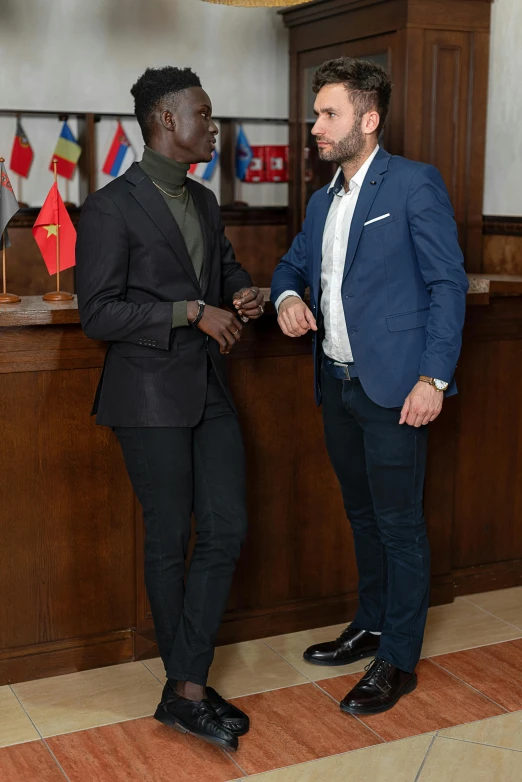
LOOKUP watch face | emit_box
[434,379,448,391]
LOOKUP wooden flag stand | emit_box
[43,159,73,302]
[0,157,21,304]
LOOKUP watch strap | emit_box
[190,300,206,328]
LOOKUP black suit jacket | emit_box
[76,163,252,426]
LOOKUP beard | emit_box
[317,122,366,165]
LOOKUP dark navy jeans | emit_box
[321,363,430,672]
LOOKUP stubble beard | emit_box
[317,121,366,167]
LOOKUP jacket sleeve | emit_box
[270,202,312,305]
[407,165,469,383]
[76,192,174,350]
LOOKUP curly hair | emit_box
[131,66,202,143]
[312,58,392,134]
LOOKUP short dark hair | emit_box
[131,66,202,143]
[312,57,392,134]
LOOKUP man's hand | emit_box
[232,287,265,320]
[277,296,317,337]
[400,381,443,427]
[188,302,243,355]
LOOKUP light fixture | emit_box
[201,0,314,7]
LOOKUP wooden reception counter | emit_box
[1,277,522,685]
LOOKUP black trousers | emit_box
[321,364,430,673]
[114,368,247,685]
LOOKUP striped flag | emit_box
[50,121,82,180]
[189,151,219,182]
[102,121,135,177]
[0,162,19,249]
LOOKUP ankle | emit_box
[170,678,206,702]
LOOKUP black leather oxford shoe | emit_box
[154,683,238,751]
[205,686,250,736]
[340,657,417,715]
[303,626,380,667]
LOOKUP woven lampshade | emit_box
[201,0,313,7]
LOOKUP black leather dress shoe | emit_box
[205,686,250,736]
[340,657,417,715]
[154,684,238,751]
[303,626,380,667]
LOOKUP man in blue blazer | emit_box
[271,57,468,715]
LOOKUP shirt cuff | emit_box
[172,301,189,329]
[274,290,302,312]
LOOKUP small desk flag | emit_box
[189,151,219,181]
[10,119,34,178]
[102,121,135,177]
[50,122,82,180]
[0,162,19,249]
[236,126,253,181]
[32,184,76,275]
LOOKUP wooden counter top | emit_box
[1,276,522,328]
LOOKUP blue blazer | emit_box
[271,148,469,408]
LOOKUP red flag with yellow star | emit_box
[32,183,76,275]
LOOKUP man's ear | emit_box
[160,109,176,133]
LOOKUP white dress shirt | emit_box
[276,145,380,363]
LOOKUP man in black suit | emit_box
[76,66,265,752]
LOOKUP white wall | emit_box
[483,0,522,216]
[1,0,520,215]
[0,0,288,206]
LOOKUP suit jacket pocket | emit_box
[386,307,429,332]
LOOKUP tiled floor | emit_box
[3,588,522,781]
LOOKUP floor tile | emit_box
[242,734,432,781]
[0,741,65,781]
[263,624,373,681]
[418,736,522,781]
[440,711,522,751]
[48,716,242,782]
[318,659,504,741]
[421,598,522,658]
[13,661,163,738]
[433,639,522,712]
[144,639,308,699]
[0,686,40,748]
[464,587,522,630]
[230,682,381,775]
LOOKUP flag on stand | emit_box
[50,121,82,180]
[32,183,76,275]
[0,161,19,249]
[189,150,219,181]
[10,119,34,178]
[102,121,135,177]
[236,126,253,181]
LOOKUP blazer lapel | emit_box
[186,180,212,299]
[342,149,391,284]
[126,163,200,290]
[312,187,335,297]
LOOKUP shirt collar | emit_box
[328,144,380,195]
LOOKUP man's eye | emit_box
[328,112,336,118]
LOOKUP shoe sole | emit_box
[303,648,378,667]
[340,675,418,716]
[154,705,238,752]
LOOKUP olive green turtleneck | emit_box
[139,146,204,328]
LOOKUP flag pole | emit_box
[0,157,21,305]
[42,159,73,302]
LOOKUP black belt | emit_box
[323,355,359,380]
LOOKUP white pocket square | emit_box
[364,213,391,226]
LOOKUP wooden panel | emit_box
[452,298,522,568]
[0,366,136,652]
[483,235,522,277]
[225,224,287,288]
[407,0,492,30]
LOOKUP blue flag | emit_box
[236,126,253,181]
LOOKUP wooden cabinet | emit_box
[281,0,493,271]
